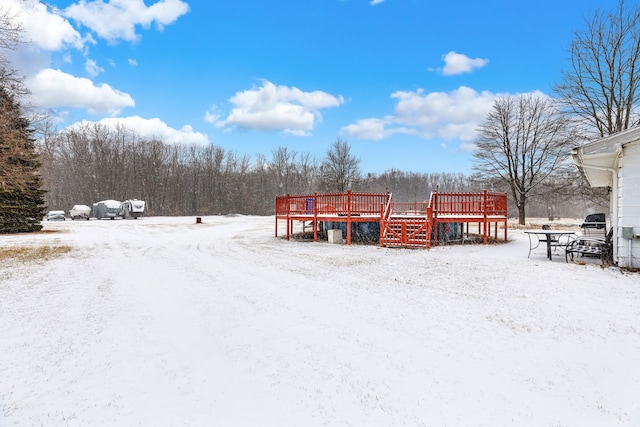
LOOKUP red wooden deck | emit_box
[275,190,507,247]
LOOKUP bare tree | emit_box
[472,94,577,225]
[0,3,28,98]
[320,138,360,192]
[271,146,296,194]
[293,151,319,194]
[554,0,640,137]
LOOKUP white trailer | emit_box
[121,199,146,219]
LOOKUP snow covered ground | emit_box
[1,215,639,426]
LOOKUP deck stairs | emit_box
[380,217,431,248]
[379,196,432,248]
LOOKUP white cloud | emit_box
[216,80,344,136]
[370,0,385,5]
[342,86,503,143]
[440,51,489,76]
[63,0,190,43]
[8,0,85,51]
[458,142,478,152]
[68,116,210,146]
[26,68,135,115]
[204,107,221,125]
[341,118,389,141]
[391,86,496,140]
[128,58,138,66]
[85,59,104,77]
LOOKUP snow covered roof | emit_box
[98,200,122,208]
[572,127,640,187]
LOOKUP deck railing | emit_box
[431,191,508,217]
[276,191,507,218]
[276,191,390,216]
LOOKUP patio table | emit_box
[524,230,576,261]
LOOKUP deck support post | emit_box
[504,219,508,241]
[346,190,352,245]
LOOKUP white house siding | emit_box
[617,142,640,268]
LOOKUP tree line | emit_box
[36,121,598,219]
[36,123,472,216]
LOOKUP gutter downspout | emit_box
[571,144,623,263]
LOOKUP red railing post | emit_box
[380,202,384,247]
[433,189,439,245]
[427,206,432,248]
[275,196,279,237]
[313,192,318,242]
[286,193,291,240]
[483,189,488,244]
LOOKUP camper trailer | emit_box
[121,199,146,219]
[93,200,122,220]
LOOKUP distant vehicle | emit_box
[46,210,66,221]
[120,199,146,219]
[69,204,91,220]
[93,200,122,220]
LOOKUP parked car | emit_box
[46,210,66,221]
[93,200,122,220]
[69,204,91,220]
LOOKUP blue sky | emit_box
[8,0,610,175]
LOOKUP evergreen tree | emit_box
[0,86,46,232]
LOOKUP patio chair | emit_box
[566,227,613,265]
